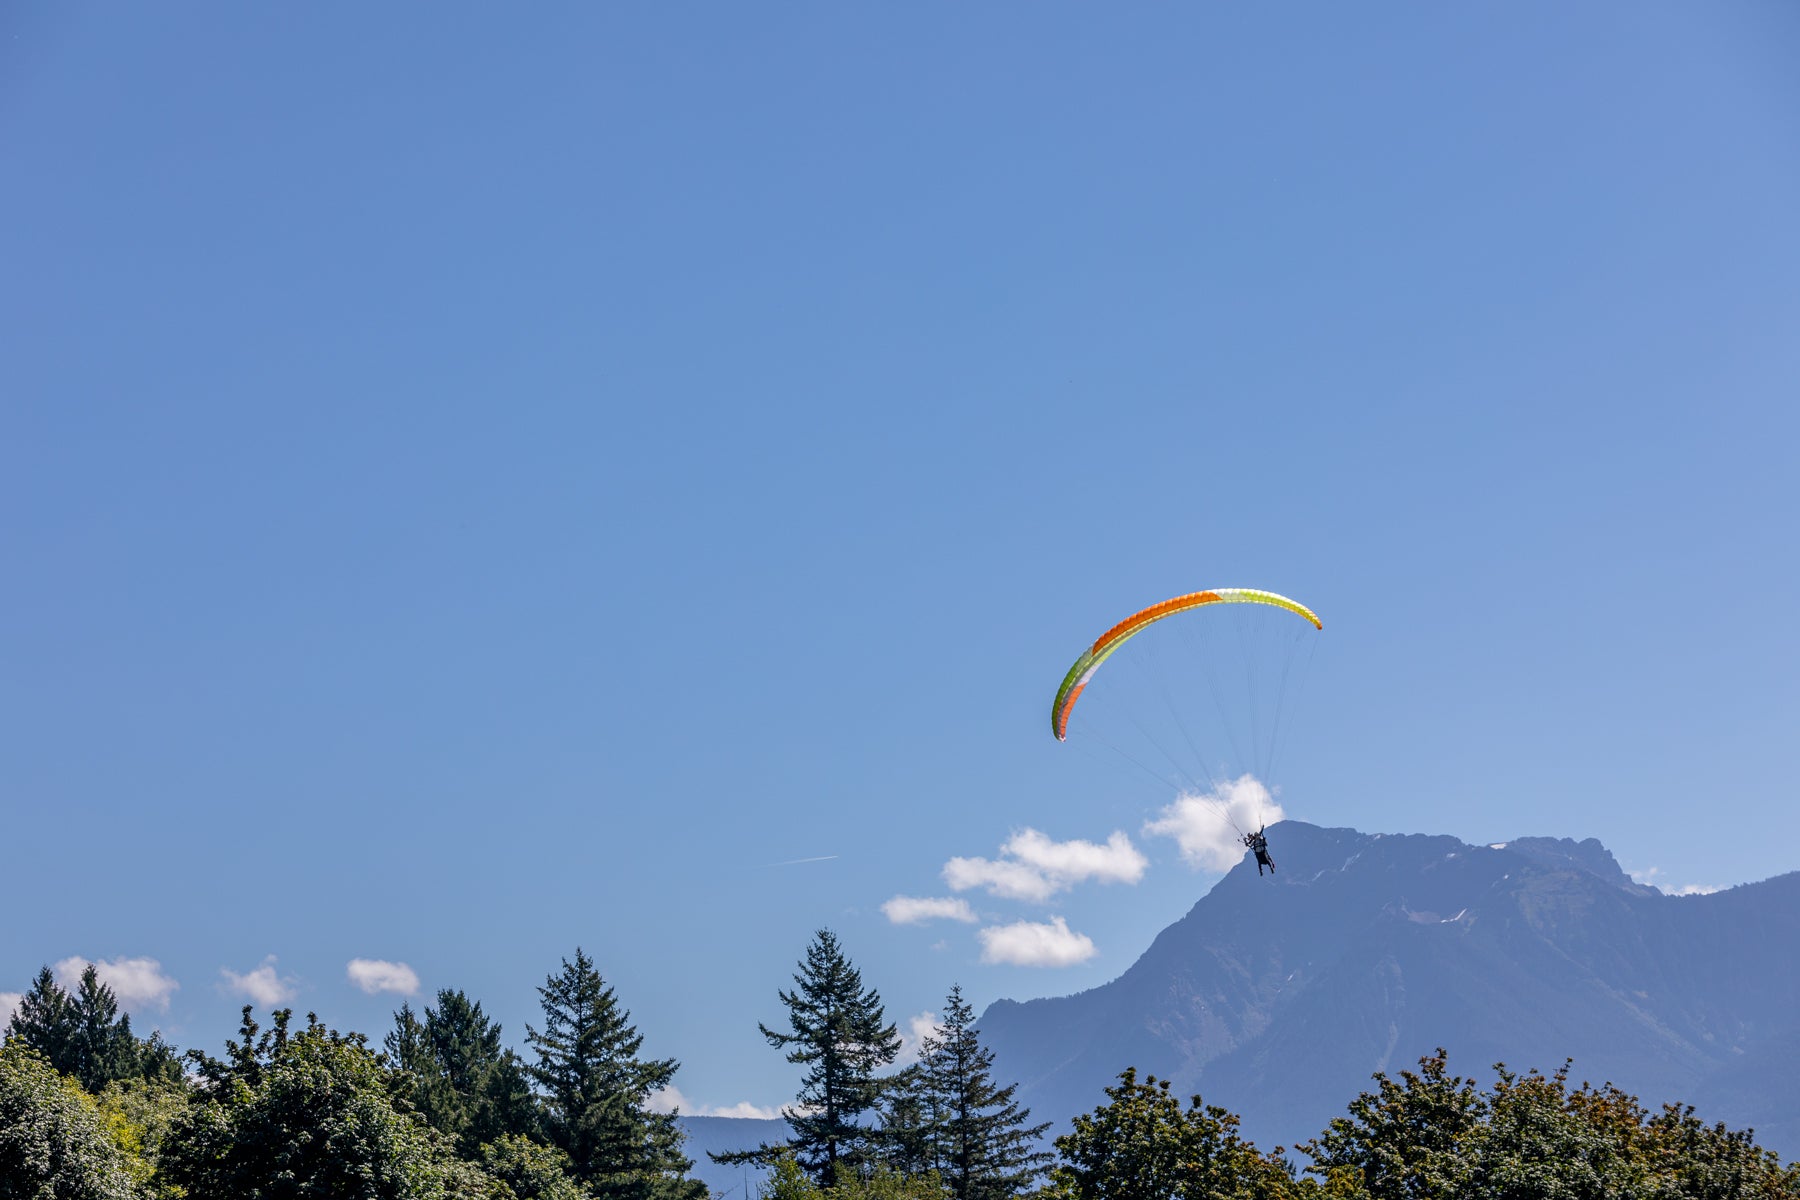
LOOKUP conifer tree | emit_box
[716,929,902,1186]
[876,1064,937,1177]
[526,947,702,1200]
[5,965,148,1094]
[5,965,79,1074]
[68,966,141,1095]
[389,990,537,1154]
[918,985,1050,1200]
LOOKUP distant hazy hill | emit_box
[679,1115,786,1199]
[976,821,1800,1159]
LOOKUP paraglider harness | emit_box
[1244,827,1275,876]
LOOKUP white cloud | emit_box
[52,956,180,1012]
[1,992,20,1030]
[1630,866,1722,897]
[882,896,977,925]
[646,1084,779,1120]
[944,828,1147,903]
[1143,775,1283,873]
[346,959,420,995]
[977,916,1097,967]
[895,1010,943,1067]
[220,956,297,1006]
[944,855,1057,903]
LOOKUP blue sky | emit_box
[4,3,1798,1119]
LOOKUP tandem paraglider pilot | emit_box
[1244,826,1275,876]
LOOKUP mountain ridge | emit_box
[976,821,1800,1157]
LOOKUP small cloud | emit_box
[977,916,1097,967]
[52,956,180,1013]
[882,896,977,925]
[645,1084,689,1114]
[945,855,1057,903]
[1,992,21,1030]
[647,1085,779,1120]
[1629,866,1721,897]
[1143,775,1284,873]
[944,829,1147,903]
[220,956,297,1006]
[707,1100,783,1120]
[896,1010,943,1067]
[346,959,420,996]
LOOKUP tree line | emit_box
[5,932,1796,1199]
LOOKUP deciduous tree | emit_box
[0,1043,144,1200]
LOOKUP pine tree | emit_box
[919,985,1051,1200]
[389,989,537,1154]
[876,1065,937,1177]
[716,929,902,1187]
[5,966,79,1075]
[5,965,146,1093]
[526,947,702,1200]
[69,965,141,1094]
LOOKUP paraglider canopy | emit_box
[1049,586,1323,848]
[1051,588,1321,741]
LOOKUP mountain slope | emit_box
[977,822,1800,1158]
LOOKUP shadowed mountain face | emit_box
[976,822,1800,1158]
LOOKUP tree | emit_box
[754,1153,948,1200]
[526,947,702,1200]
[877,1064,937,1178]
[67,966,143,1095]
[480,1133,589,1200]
[717,929,902,1187]
[1299,1048,1800,1199]
[915,985,1051,1200]
[6,965,79,1075]
[1045,1068,1302,1200]
[97,1074,193,1200]
[4,963,169,1094]
[1299,1048,1484,1199]
[389,990,537,1154]
[0,1043,141,1200]
[165,1009,483,1199]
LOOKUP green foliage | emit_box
[1300,1048,1483,1199]
[525,948,701,1200]
[914,985,1052,1200]
[8,966,80,1072]
[1642,1101,1800,1199]
[479,1133,589,1200]
[751,1153,946,1200]
[96,1075,193,1199]
[389,991,538,1155]
[1459,1062,1649,1198]
[1043,1068,1303,1200]
[4,964,167,1094]
[1300,1049,1800,1200]
[164,1008,486,1199]
[0,1043,141,1200]
[877,1065,935,1178]
[718,929,902,1187]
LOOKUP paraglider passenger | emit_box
[1244,827,1275,876]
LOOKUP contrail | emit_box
[759,854,840,868]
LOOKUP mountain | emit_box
[977,821,1800,1159]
